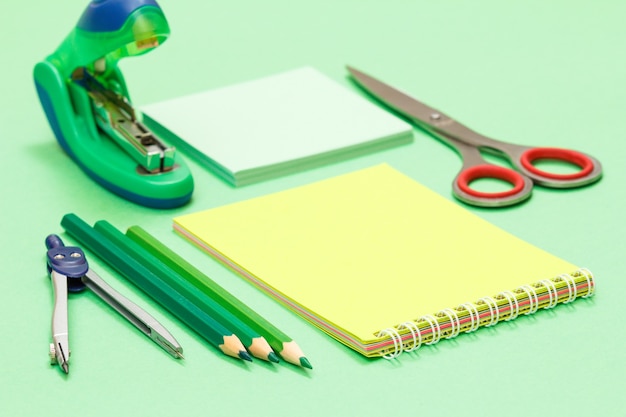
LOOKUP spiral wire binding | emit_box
[579,268,595,297]
[518,284,540,315]
[477,296,500,326]
[423,315,443,346]
[377,327,403,359]
[398,321,422,352]
[539,279,559,309]
[558,273,577,303]
[498,290,520,321]
[458,302,480,332]
[440,308,461,338]
[375,269,595,359]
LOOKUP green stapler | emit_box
[34,0,193,208]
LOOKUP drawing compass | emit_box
[45,234,183,374]
[34,0,193,208]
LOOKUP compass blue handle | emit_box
[45,234,65,250]
[45,234,88,292]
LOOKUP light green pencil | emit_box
[126,225,312,369]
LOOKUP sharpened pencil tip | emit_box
[61,362,69,374]
[300,357,312,369]
[239,350,253,362]
[268,352,280,363]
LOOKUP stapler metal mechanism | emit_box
[34,0,193,208]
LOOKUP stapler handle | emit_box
[34,0,194,208]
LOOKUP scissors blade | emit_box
[346,66,451,127]
[347,66,492,148]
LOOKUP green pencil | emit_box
[94,220,278,363]
[127,225,312,369]
[60,214,251,362]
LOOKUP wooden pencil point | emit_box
[220,334,249,360]
[279,340,310,368]
[248,337,277,362]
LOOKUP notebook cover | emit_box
[141,67,413,186]
[173,164,590,356]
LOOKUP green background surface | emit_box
[2,1,625,415]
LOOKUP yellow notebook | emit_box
[173,164,595,358]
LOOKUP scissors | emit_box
[46,234,183,374]
[347,66,602,207]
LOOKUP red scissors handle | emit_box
[457,165,526,198]
[519,147,598,183]
[450,142,534,207]
[453,164,533,207]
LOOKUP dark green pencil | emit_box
[61,214,251,361]
[127,225,312,369]
[94,220,278,363]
